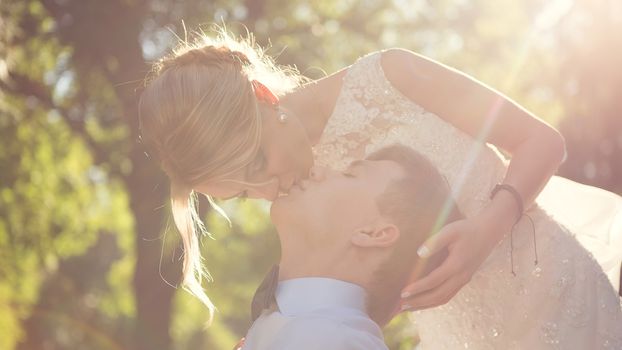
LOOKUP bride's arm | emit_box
[381,48,567,309]
[382,48,566,210]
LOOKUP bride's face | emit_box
[271,159,404,240]
[197,104,314,201]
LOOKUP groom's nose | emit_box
[308,165,327,182]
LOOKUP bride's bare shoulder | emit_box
[287,63,349,120]
[288,50,410,119]
[295,49,431,101]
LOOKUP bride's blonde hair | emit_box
[138,25,303,321]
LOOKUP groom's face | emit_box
[270,159,404,239]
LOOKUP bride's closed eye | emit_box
[247,151,267,176]
[220,190,249,201]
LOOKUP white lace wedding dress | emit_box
[312,52,622,349]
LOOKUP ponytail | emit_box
[169,181,216,323]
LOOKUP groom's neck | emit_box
[279,248,374,289]
[277,227,378,287]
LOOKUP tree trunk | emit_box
[42,0,181,348]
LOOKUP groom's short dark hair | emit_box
[365,144,463,326]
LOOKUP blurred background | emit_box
[1,0,621,349]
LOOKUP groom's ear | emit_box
[350,223,400,248]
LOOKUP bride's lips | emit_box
[289,182,303,193]
[281,178,295,192]
[280,174,304,193]
[298,179,309,190]
[274,172,309,200]
[276,179,305,199]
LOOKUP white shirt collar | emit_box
[275,277,368,317]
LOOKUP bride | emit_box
[137,28,622,348]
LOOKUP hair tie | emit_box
[490,184,524,224]
[490,183,538,276]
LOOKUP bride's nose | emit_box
[248,177,280,200]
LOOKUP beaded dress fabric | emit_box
[312,52,622,349]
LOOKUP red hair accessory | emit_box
[251,80,279,106]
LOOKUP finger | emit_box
[401,276,465,311]
[401,259,454,298]
[417,222,461,258]
[402,286,462,312]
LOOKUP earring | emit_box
[277,108,288,124]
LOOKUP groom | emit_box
[241,145,462,349]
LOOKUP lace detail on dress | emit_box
[313,51,622,349]
[314,52,509,218]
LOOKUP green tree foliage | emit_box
[0,2,134,349]
[1,0,620,349]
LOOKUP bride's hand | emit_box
[399,214,508,311]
